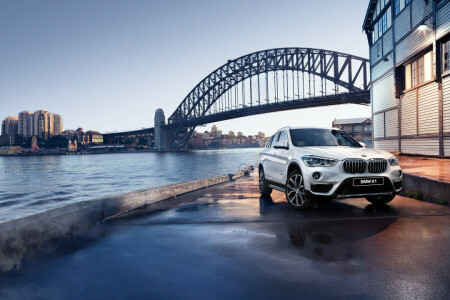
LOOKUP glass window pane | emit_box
[405,64,411,90]
[418,57,424,84]
[374,22,379,40]
[443,41,450,72]
[278,131,287,143]
[387,7,392,28]
[424,52,432,81]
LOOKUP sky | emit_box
[0,0,370,136]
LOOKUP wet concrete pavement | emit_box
[398,155,450,182]
[1,174,449,299]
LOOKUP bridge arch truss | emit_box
[167,47,370,149]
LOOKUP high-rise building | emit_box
[26,114,34,138]
[54,114,63,135]
[33,110,54,140]
[1,116,18,136]
[1,116,19,146]
[18,111,33,137]
[3,110,64,143]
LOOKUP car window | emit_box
[289,129,362,147]
[271,132,280,147]
[278,131,288,144]
[265,135,274,148]
[275,132,281,143]
[273,130,288,147]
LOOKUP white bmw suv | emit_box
[259,127,403,210]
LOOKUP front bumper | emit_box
[301,162,403,200]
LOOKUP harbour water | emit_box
[0,149,260,224]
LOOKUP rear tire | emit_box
[259,168,272,196]
[285,169,315,210]
[365,194,395,205]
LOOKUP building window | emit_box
[443,40,450,73]
[395,0,410,16]
[394,0,400,15]
[404,51,432,90]
[373,7,391,43]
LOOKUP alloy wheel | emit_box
[259,170,265,190]
[286,174,305,207]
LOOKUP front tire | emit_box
[259,168,272,196]
[365,194,395,205]
[285,170,315,210]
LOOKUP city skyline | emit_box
[0,0,370,135]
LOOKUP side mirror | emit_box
[359,142,367,147]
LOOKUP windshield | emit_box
[289,129,362,147]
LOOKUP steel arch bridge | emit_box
[104,47,370,149]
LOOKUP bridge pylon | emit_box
[154,109,176,151]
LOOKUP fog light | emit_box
[398,170,402,178]
[312,172,321,180]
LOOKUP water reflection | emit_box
[259,196,399,262]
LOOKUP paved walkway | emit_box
[398,155,450,182]
[0,174,449,299]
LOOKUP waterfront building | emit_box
[16,110,64,140]
[18,111,33,137]
[74,128,87,144]
[54,114,64,135]
[1,116,18,136]
[0,146,22,156]
[68,139,77,152]
[0,135,20,146]
[210,125,218,138]
[1,116,19,146]
[61,129,75,139]
[26,114,35,138]
[33,110,54,140]
[86,131,103,145]
[332,117,373,148]
[363,0,450,156]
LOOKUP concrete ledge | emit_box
[0,168,251,271]
[402,173,450,203]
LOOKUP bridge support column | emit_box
[154,109,174,151]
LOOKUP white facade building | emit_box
[363,0,450,156]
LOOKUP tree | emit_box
[44,135,68,149]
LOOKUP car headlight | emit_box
[388,156,399,166]
[302,155,338,167]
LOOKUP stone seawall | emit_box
[0,169,251,271]
[402,173,449,203]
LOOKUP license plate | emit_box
[353,177,384,186]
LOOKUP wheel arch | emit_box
[287,161,302,176]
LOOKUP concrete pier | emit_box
[398,156,450,203]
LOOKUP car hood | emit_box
[296,146,392,161]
